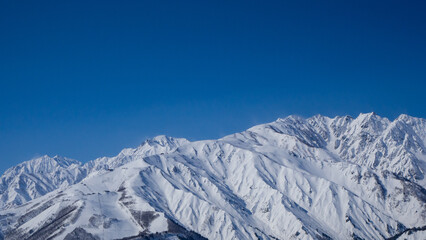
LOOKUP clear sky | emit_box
[1,0,425,173]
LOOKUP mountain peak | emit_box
[396,113,412,121]
[276,114,306,123]
[142,135,189,148]
[357,111,377,119]
[308,114,334,122]
[32,154,80,167]
[148,134,173,143]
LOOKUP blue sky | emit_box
[1,0,425,173]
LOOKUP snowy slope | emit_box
[0,113,425,240]
[0,155,85,209]
[0,136,189,210]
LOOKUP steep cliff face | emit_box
[0,113,425,239]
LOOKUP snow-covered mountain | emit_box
[0,113,425,240]
[0,155,85,209]
[0,136,188,210]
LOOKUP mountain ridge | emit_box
[0,113,425,239]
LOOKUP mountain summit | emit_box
[0,114,425,239]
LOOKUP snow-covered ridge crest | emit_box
[0,113,425,239]
[245,112,425,182]
[84,135,189,172]
[0,136,189,209]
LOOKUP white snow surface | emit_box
[0,113,425,240]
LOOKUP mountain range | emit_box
[0,113,425,240]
